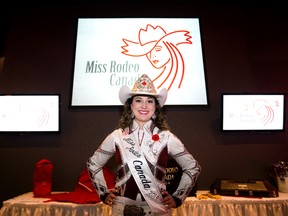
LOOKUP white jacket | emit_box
[87,120,201,205]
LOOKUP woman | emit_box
[87,74,201,216]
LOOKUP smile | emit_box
[139,110,149,115]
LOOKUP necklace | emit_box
[138,130,144,146]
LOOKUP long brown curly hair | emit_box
[116,95,170,133]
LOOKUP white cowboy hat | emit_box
[119,74,167,107]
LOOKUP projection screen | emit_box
[71,18,208,106]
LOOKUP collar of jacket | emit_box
[130,119,154,135]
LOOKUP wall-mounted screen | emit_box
[0,95,60,132]
[71,18,208,106]
[221,93,285,132]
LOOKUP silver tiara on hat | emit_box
[119,74,167,107]
[131,74,157,95]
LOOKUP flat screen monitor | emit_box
[221,93,285,132]
[0,94,60,132]
[71,18,208,106]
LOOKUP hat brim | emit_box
[119,85,167,107]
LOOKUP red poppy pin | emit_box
[152,134,159,141]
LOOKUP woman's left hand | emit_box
[161,191,176,209]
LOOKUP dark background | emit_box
[1,2,287,207]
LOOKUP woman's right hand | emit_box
[104,188,119,206]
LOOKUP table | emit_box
[1,191,288,216]
[0,192,111,216]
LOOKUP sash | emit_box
[117,130,167,214]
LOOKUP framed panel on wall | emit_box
[221,93,285,133]
[70,18,208,107]
[0,94,60,133]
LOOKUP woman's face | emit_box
[146,41,170,69]
[131,95,156,127]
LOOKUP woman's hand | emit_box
[161,191,176,209]
[104,188,119,206]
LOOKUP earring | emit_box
[131,112,135,119]
[152,113,156,120]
